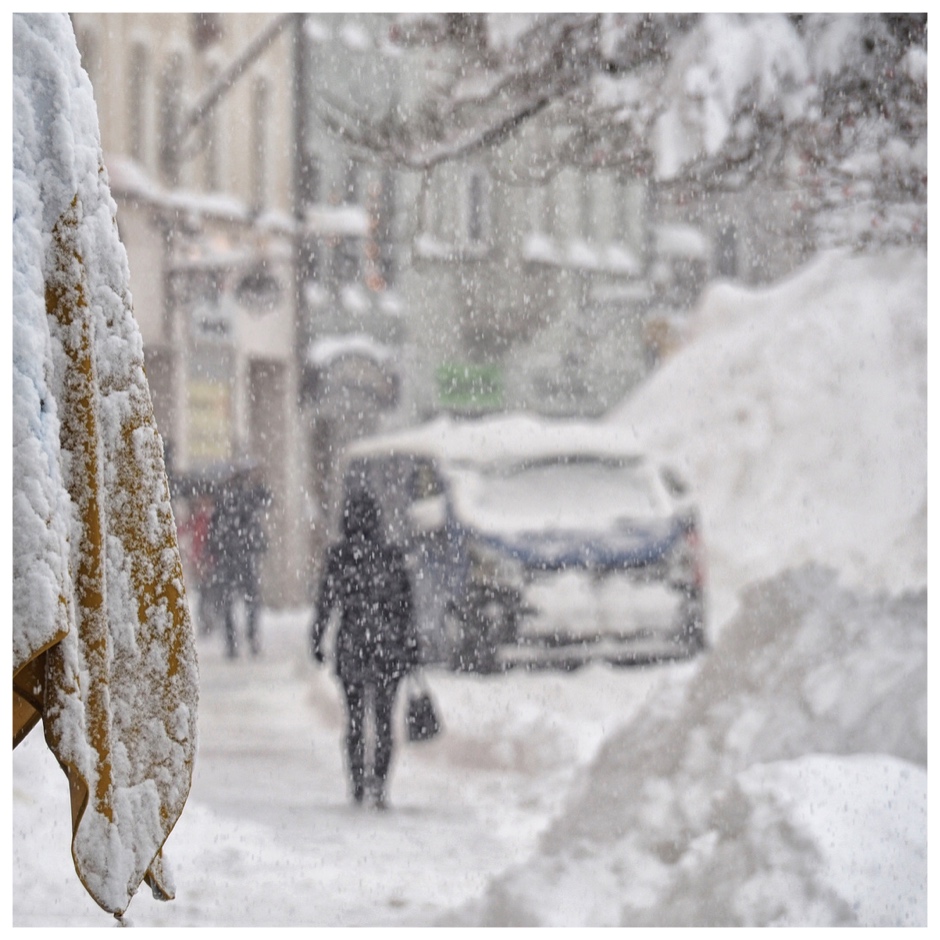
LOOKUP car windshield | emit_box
[452,455,668,535]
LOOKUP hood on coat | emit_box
[342,488,382,541]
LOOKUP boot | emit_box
[371,778,388,811]
[352,783,365,805]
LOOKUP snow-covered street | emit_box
[13,606,669,927]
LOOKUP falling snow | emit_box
[11,12,926,929]
[13,246,926,927]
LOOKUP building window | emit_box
[333,238,361,286]
[615,175,640,248]
[579,174,594,241]
[335,159,362,284]
[159,50,185,186]
[427,167,446,239]
[251,77,269,212]
[202,57,222,191]
[342,158,359,205]
[465,167,490,245]
[127,40,149,164]
[716,223,738,278]
[534,180,553,235]
[298,145,320,207]
[364,173,396,291]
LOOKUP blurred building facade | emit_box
[69,13,810,605]
[382,25,654,420]
[317,16,812,420]
[388,31,814,410]
[69,12,405,604]
[397,136,653,419]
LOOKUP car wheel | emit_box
[681,597,707,653]
[448,584,518,673]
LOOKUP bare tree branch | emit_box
[318,13,926,244]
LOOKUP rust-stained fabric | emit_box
[13,13,198,917]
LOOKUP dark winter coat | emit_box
[208,479,269,589]
[311,490,419,684]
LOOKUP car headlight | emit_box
[468,539,525,592]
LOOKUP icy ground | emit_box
[11,247,928,927]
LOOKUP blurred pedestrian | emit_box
[209,464,270,658]
[311,488,419,809]
[187,494,222,636]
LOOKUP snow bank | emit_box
[445,248,927,926]
[614,247,927,606]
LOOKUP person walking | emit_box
[311,488,419,809]
[209,465,270,658]
[187,494,223,636]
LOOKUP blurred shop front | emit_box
[107,156,309,608]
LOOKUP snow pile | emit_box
[451,568,926,926]
[445,248,927,926]
[616,247,927,607]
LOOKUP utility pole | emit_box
[291,12,320,588]
[173,13,315,604]
[292,12,312,378]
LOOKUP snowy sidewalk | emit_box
[13,607,662,927]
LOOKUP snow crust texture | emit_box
[12,13,198,916]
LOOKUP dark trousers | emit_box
[340,674,401,800]
[221,575,260,657]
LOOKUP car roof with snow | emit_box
[344,413,653,470]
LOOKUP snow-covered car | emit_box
[340,414,707,671]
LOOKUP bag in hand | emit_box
[406,677,441,742]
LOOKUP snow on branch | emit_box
[326,13,926,244]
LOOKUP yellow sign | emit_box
[188,380,231,464]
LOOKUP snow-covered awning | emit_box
[104,155,368,242]
[105,152,265,227]
[306,333,394,368]
[303,334,399,410]
[653,223,712,260]
[13,14,198,918]
[522,232,643,275]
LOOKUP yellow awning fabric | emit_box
[13,14,199,918]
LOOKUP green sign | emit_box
[436,362,503,410]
